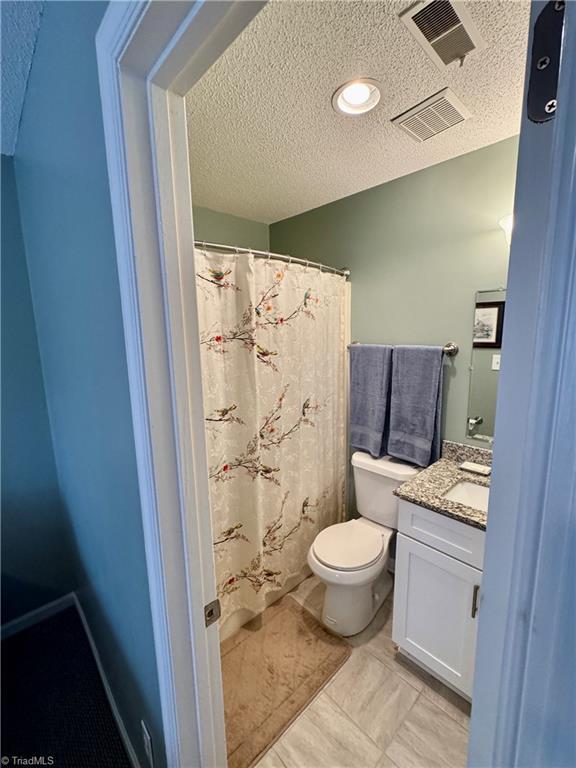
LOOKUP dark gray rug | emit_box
[2,605,131,768]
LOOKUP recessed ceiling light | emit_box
[332,79,381,116]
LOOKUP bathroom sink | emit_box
[443,482,490,512]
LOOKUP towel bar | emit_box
[348,341,459,357]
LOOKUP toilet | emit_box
[308,452,420,636]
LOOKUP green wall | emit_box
[468,288,507,439]
[271,137,518,445]
[469,348,499,437]
[193,205,269,250]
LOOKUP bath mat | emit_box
[221,595,351,768]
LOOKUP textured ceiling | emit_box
[1,1,43,155]
[186,0,530,224]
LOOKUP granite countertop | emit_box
[393,458,489,530]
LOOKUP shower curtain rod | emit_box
[194,240,350,278]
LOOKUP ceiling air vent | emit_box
[400,1,486,69]
[391,88,471,142]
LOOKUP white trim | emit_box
[97,6,186,762]
[1,593,76,640]
[96,3,264,766]
[72,596,141,768]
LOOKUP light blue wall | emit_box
[1,154,78,622]
[13,3,164,765]
[271,137,518,445]
[193,205,269,250]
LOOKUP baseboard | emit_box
[72,595,142,768]
[1,591,141,768]
[1,593,76,639]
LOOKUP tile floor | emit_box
[255,575,471,768]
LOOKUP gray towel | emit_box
[387,346,444,468]
[350,345,393,458]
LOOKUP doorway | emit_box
[96,2,576,766]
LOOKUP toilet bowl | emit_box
[308,453,419,636]
[307,518,394,636]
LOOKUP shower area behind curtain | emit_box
[195,248,349,636]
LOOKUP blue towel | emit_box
[350,344,393,458]
[387,346,444,468]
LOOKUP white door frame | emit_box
[96,3,264,766]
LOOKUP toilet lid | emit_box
[313,521,384,571]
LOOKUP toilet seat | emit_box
[312,520,385,571]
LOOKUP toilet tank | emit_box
[351,452,420,528]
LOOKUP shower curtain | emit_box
[195,248,349,625]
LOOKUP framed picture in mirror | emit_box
[473,301,505,349]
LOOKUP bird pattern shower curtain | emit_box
[195,248,349,628]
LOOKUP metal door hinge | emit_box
[204,598,221,627]
[527,1,565,123]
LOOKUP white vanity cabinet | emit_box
[392,500,485,698]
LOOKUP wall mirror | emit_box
[467,288,507,443]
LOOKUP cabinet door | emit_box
[393,533,482,697]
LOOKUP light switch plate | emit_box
[492,353,501,371]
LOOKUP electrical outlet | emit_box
[491,353,501,371]
[141,720,154,767]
